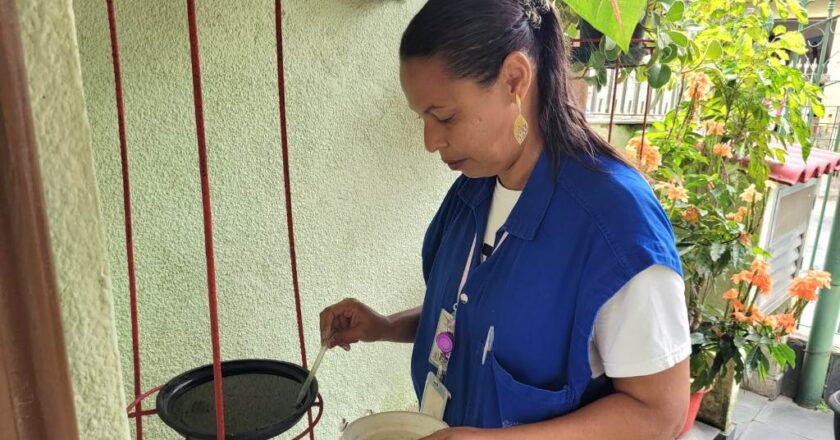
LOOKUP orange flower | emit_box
[682,207,700,224]
[712,143,733,159]
[788,276,819,301]
[704,120,725,136]
[686,72,712,100]
[740,184,764,203]
[731,270,753,285]
[625,137,662,173]
[763,314,778,329]
[775,313,797,334]
[751,258,769,273]
[752,271,772,295]
[723,289,739,300]
[805,270,832,289]
[748,306,765,324]
[655,182,689,203]
[739,232,752,247]
[726,206,750,223]
[731,299,745,312]
[733,311,749,323]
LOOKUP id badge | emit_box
[420,371,450,420]
[428,309,455,373]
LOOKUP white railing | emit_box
[796,56,821,83]
[584,69,682,123]
[584,58,825,124]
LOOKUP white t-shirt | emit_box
[482,178,691,378]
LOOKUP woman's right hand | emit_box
[319,298,391,351]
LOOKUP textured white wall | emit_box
[73,0,454,438]
[15,0,131,438]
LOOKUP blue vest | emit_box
[410,151,682,428]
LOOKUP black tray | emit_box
[156,359,318,440]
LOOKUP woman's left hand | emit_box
[420,427,492,440]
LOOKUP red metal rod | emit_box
[185,1,226,438]
[292,394,325,440]
[639,82,654,160]
[638,46,655,157]
[607,60,621,144]
[127,409,158,418]
[105,1,144,438]
[274,1,314,437]
[126,385,163,412]
[571,37,655,45]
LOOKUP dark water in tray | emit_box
[170,373,303,436]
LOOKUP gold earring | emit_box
[513,95,528,145]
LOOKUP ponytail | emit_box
[533,6,629,169]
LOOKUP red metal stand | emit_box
[106,0,322,438]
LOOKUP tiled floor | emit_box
[682,390,835,440]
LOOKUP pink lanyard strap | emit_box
[452,231,509,313]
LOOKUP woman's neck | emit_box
[497,138,543,191]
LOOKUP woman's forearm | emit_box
[483,391,684,440]
[381,306,422,343]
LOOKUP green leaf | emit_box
[775,0,789,19]
[647,62,672,89]
[743,34,755,57]
[704,41,723,61]
[786,0,808,24]
[596,67,609,87]
[666,1,685,21]
[812,99,825,118]
[604,35,617,51]
[657,31,672,50]
[772,25,788,36]
[562,0,647,52]
[605,46,620,61]
[752,246,772,258]
[661,45,678,63]
[679,244,696,257]
[590,51,606,68]
[730,240,743,262]
[667,31,689,48]
[773,32,807,55]
[745,345,759,367]
[759,1,771,18]
[710,242,727,262]
[779,343,797,368]
[801,139,812,162]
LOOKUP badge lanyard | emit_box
[431,231,510,377]
[421,230,509,419]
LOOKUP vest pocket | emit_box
[489,353,574,427]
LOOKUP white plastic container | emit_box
[339,411,448,440]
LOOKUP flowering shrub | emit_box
[619,0,828,391]
[690,261,831,392]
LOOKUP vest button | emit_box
[460,293,469,304]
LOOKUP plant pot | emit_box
[677,388,709,438]
[570,18,647,67]
[829,389,840,440]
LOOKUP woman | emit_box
[320,1,691,438]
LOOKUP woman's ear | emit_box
[500,51,533,103]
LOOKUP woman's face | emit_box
[400,55,531,178]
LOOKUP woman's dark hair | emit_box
[399,0,629,171]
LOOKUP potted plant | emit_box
[558,0,690,88]
[620,0,825,432]
[682,262,830,435]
